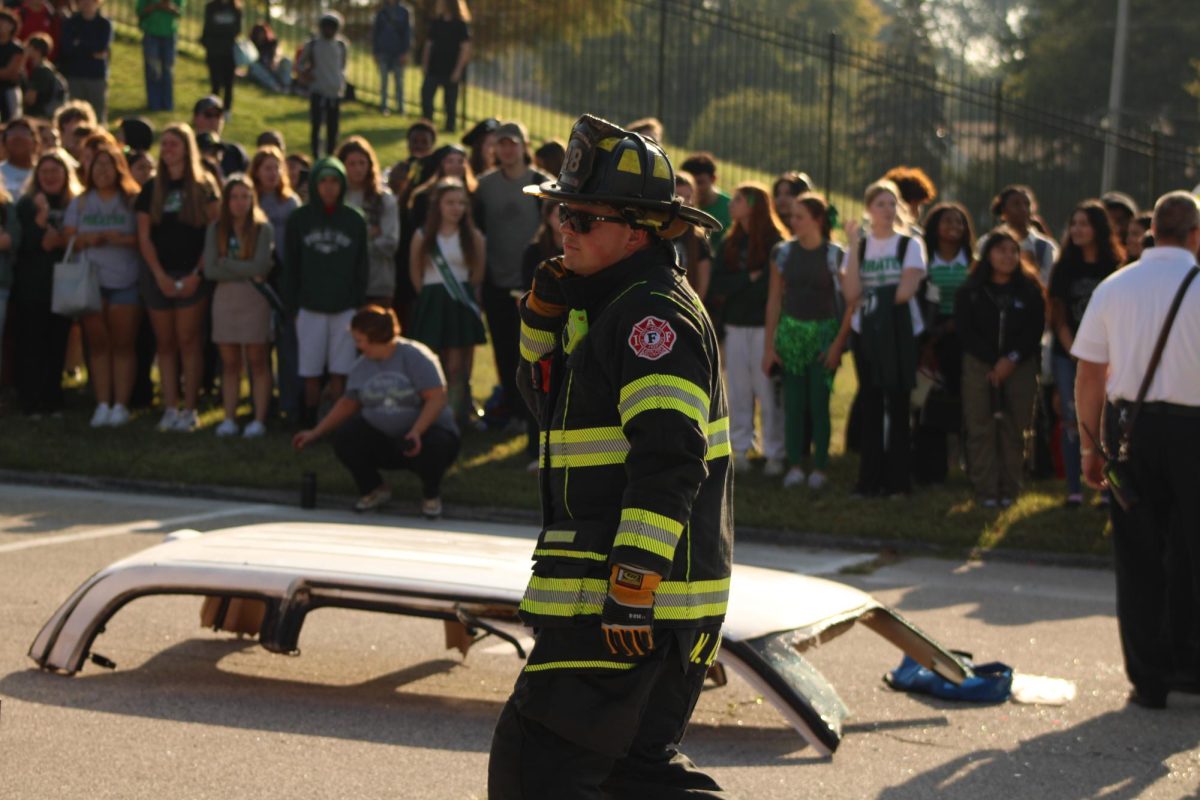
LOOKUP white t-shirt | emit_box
[0,161,30,195]
[1072,246,1200,404]
[423,231,470,286]
[850,232,928,334]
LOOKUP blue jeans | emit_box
[142,34,176,111]
[377,55,405,112]
[1053,353,1082,495]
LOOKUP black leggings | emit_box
[309,95,341,158]
[332,414,460,499]
[12,303,71,415]
[206,53,235,111]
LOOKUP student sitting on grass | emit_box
[292,304,460,518]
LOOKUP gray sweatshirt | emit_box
[301,35,347,99]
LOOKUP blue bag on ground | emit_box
[885,655,1012,703]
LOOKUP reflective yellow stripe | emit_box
[519,576,607,617]
[618,374,709,427]
[654,577,731,621]
[542,426,630,468]
[543,529,576,544]
[689,632,710,663]
[519,321,557,362]
[704,632,723,666]
[524,660,637,673]
[532,548,607,561]
[705,417,730,460]
[613,507,683,560]
[520,575,730,621]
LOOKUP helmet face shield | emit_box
[524,113,721,237]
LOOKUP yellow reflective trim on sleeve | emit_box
[618,374,709,427]
[613,507,683,560]
[532,548,608,561]
[519,320,557,362]
[524,660,636,673]
[652,577,730,621]
[705,416,731,460]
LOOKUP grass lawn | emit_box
[0,39,1112,558]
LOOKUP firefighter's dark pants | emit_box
[488,624,728,799]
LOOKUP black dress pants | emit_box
[12,302,70,415]
[1105,404,1200,695]
[309,94,341,157]
[332,414,460,498]
[420,72,459,131]
[488,624,728,799]
[206,53,235,110]
[852,336,912,495]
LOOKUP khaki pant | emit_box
[961,354,1038,501]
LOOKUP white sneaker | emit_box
[243,420,267,438]
[421,497,443,519]
[89,403,111,428]
[733,453,752,474]
[763,457,785,477]
[783,466,806,488]
[156,408,180,432]
[107,404,131,427]
[807,471,828,491]
[215,419,240,437]
[173,409,199,432]
[354,485,391,512]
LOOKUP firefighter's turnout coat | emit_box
[515,240,733,671]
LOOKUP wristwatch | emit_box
[174,279,184,292]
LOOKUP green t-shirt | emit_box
[702,190,731,250]
[927,249,969,316]
[137,0,183,37]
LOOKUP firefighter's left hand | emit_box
[602,564,661,657]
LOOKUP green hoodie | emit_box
[281,156,369,314]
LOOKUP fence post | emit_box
[657,0,667,125]
[992,81,1003,194]
[1149,130,1160,200]
[823,31,836,194]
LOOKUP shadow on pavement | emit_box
[1,637,868,765]
[876,707,1200,799]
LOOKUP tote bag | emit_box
[51,237,100,317]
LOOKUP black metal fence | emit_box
[105,0,1195,234]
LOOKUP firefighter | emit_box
[487,114,732,798]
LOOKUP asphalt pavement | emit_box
[1,483,1197,799]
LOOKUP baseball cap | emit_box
[119,117,154,152]
[193,95,223,116]
[495,122,528,144]
[196,131,223,152]
[461,117,499,148]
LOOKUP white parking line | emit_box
[0,504,276,554]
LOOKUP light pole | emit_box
[1099,0,1130,193]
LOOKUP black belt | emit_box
[1112,400,1200,418]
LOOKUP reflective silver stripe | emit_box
[618,383,708,426]
[548,438,630,457]
[655,590,728,609]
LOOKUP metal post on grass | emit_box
[992,81,1003,195]
[823,31,836,195]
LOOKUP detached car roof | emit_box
[30,521,970,755]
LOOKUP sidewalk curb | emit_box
[0,469,1112,570]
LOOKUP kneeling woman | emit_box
[954,229,1046,507]
[292,305,460,518]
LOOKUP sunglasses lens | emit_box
[558,205,590,234]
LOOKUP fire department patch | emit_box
[628,316,676,361]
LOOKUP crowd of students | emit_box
[677,154,1150,509]
[0,0,1167,515]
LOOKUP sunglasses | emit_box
[557,204,626,234]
